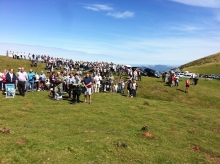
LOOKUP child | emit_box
[113,83,118,93]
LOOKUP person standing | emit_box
[67,73,75,99]
[17,67,28,96]
[170,74,175,87]
[34,72,40,91]
[108,73,114,92]
[82,73,93,104]
[54,71,63,96]
[137,69,142,81]
[2,69,7,92]
[132,80,138,97]
[94,73,102,93]
[72,74,82,104]
[101,76,107,92]
[118,76,123,94]
[185,78,190,93]
[0,70,3,91]
[26,69,36,92]
[39,71,46,90]
[6,68,17,88]
[175,76,179,87]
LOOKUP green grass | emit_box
[0,55,220,163]
[182,64,220,75]
[180,52,220,75]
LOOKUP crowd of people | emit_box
[1,52,141,104]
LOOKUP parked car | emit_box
[182,74,192,78]
[175,72,184,77]
[204,75,212,78]
[199,74,205,78]
[141,67,160,78]
[132,67,147,76]
[210,74,217,79]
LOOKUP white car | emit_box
[176,72,184,77]
[182,74,192,78]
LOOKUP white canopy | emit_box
[125,65,132,68]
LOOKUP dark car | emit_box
[141,67,161,78]
[132,67,147,76]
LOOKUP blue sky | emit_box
[0,0,220,65]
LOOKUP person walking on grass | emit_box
[82,73,93,104]
[185,78,190,93]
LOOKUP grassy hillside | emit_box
[0,55,46,73]
[0,55,220,163]
[180,52,220,74]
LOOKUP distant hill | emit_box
[180,52,220,74]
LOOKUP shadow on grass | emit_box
[176,88,186,93]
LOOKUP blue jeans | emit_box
[26,80,35,92]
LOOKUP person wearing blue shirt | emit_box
[82,73,93,104]
[26,69,36,92]
[39,71,46,90]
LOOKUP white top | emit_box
[94,75,102,84]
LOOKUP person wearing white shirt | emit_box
[94,73,102,93]
[34,72,40,91]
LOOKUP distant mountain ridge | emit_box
[131,64,177,72]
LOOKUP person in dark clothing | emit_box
[6,68,17,88]
[72,74,82,104]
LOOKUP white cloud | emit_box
[83,4,113,11]
[170,0,220,8]
[107,11,134,19]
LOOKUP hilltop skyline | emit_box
[0,0,220,65]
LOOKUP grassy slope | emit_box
[0,55,220,163]
[180,52,220,74]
